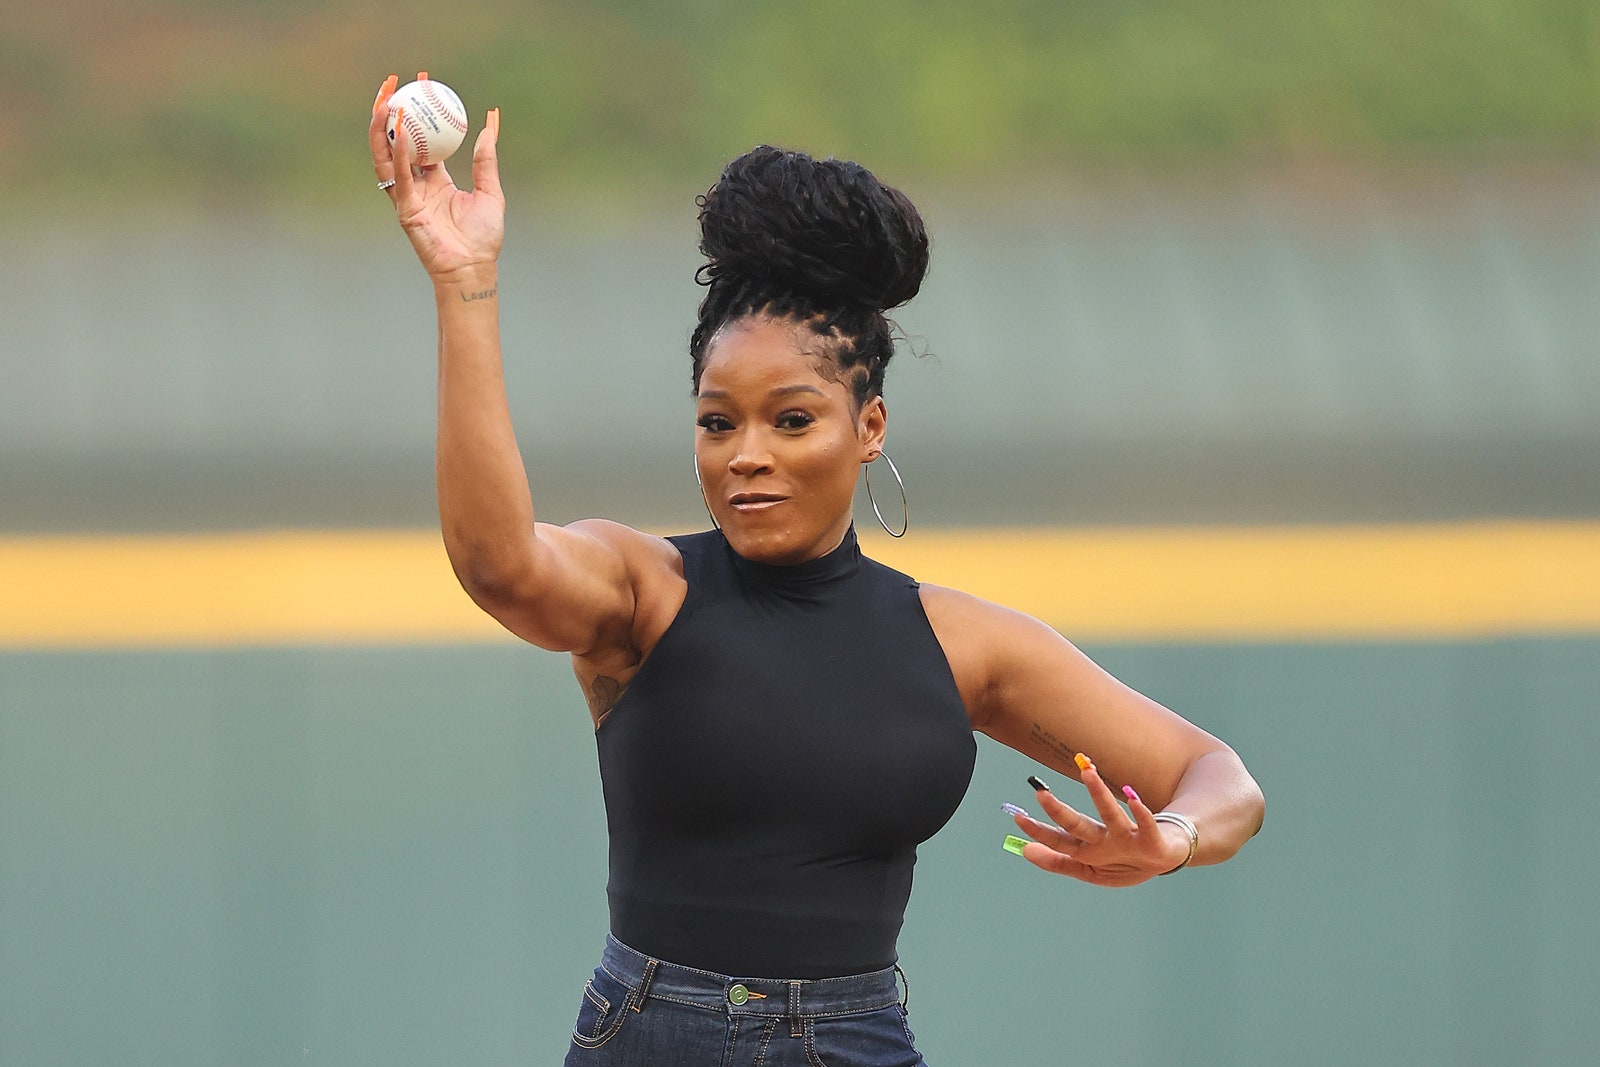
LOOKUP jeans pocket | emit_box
[569,966,635,1050]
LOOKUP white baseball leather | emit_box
[385,79,469,166]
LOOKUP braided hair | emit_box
[689,146,930,405]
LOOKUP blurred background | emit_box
[2,1,1597,1063]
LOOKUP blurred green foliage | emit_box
[1,0,1595,216]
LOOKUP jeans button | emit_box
[728,984,750,1006]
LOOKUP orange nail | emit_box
[488,107,500,136]
[417,70,429,80]
[1074,753,1093,772]
[392,106,407,155]
[371,73,397,115]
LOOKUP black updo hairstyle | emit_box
[690,145,930,405]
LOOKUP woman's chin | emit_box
[722,528,792,564]
[719,521,808,565]
[720,514,850,566]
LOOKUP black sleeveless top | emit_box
[596,526,977,979]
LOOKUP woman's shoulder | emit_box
[563,518,689,619]
[917,581,1070,651]
[563,518,685,574]
[663,527,725,556]
[562,519,690,668]
[916,582,1080,720]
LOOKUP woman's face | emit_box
[695,315,886,565]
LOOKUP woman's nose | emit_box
[727,433,775,476]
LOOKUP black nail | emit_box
[1027,774,1050,793]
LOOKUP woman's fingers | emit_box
[372,73,399,116]
[369,74,399,190]
[1011,766,1173,884]
[1121,783,1160,837]
[1074,754,1137,833]
[471,108,503,200]
[420,159,455,196]
[1009,809,1088,854]
[1020,841,1094,881]
[389,107,422,213]
[1033,788,1106,844]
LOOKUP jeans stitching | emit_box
[570,1005,629,1050]
[640,991,724,1011]
[754,1017,777,1066]
[803,1019,827,1067]
[581,982,611,1037]
[570,977,636,1050]
[899,1005,918,1050]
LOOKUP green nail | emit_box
[1002,835,1028,856]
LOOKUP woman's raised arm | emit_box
[368,76,676,657]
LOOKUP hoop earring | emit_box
[863,452,908,537]
[694,457,720,531]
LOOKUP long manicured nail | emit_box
[1123,785,1141,804]
[1002,835,1028,856]
[372,73,398,115]
[1001,802,1028,818]
[1074,752,1093,772]
[1026,774,1050,793]
[489,107,500,137]
[417,70,429,80]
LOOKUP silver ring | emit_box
[377,178,396,191]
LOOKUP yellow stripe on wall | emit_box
[3,523,1598,649]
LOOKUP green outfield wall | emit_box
[2,639,1596,1065]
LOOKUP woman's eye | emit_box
[696,415,732,432]
[777,411,814,431]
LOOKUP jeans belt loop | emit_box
[789,980,802,1038]
[632,958,659,1013]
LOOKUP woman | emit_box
[368,74,1264,1066]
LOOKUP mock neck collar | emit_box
[725,525,862,593]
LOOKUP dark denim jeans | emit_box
[563,934,929,1066]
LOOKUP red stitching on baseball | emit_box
[422,82,468,133]
[405,118,429,163]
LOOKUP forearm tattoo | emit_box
[459,286,497,302]
[1029,721,1076,766]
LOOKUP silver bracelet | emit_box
[1153,811,1199,875]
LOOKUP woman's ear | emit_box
[859,396,888,459]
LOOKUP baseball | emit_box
[385,78,469,166]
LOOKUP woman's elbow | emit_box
[1227,747,1266,839]
[1243,773,1266,838]
[449,546,539,608]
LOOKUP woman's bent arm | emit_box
[431,263,528,599]
[430,264,638,651]
[923,584,1264,885]
[371,80,658,655]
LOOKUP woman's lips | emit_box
[729,494,786,511]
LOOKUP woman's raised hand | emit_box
[369,74,505,280]
[1005,756,1189,887]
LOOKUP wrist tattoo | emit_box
[460,286,497,302]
